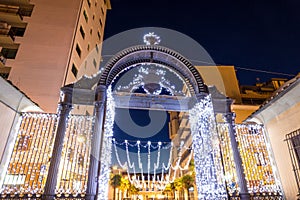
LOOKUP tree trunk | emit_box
[113,187,116,200]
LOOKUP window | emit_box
[101,7,104,15]
[90,28,93,35]
[95,44,99,53]
[79,26,85,39]
[17,135,31,151]
[99,18,103,28]
[71,63,78,77]
[286,128,300,192]
[75,44,81,57]
[87,0,91,7]
[0,72,9,79]
[93,58,97,68]
[97,31,101,40]
[87,44,90,51]
[1,48,18,59]
[83,10,88,22]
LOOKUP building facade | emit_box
[0,76,42,189]
[247,74,300,199]
[6,0,111,113]
[0,0,34,79]
[0,38,285,199]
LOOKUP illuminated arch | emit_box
[99,45,208,95]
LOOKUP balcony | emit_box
[0,0,34,17]
[0,65,11,79]
[0,6,27,28]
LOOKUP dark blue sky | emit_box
[104,0,300,85]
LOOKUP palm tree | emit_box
[164,182,176,199]
[119,177,131,198]
[189,159,195,177]
[174,178,183,200]
[181,175,195,200]
[128,183,139,197]
[110,174,122,200]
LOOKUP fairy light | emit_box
[0,113,59,196]
[235,124,282,195]
[153,141,162,183]
[217,122,239,195]
[97,86,115,200]
[56,115,94,195]
[143,32,161,45]
[115,64,187,96]
[0,92,284,198]
[112,139,192,191]
[189,95,227,199]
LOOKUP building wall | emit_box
[265,103,300,199]
[249,78,300,199]
[196,66,242,103]
[0,0,34,79]
[65,0,109,84]
[7,0,110,113]
[231,104,259,123]
[0,77,42,188]
[7,0,81,112]
[0,103,15,161]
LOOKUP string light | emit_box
[0,92,283,198]
[97,86,115,200]
[112,139,193,191]
[56,115,94,195]
[217,123,239,195]
[235,124,282,195]
[114,64,187,96]
[189,95,227,199]
[143,32,161,45]
[0,113,59,196]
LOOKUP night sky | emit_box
[104,0,300,85]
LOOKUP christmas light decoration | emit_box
[0,113,58,196]
[114,64,187,96]
[189,95,227,199]
[217,123,239,195]
[235,124,282,195]
[112,139,192,191]
[56,115,94,195]
[97,86,115,200]
[0,90,284,199]
[143,32,161,45]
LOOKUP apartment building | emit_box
[6,0,111,112]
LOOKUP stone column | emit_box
[86,85,106,200]
[43,86,73,199]
[225,111,250,199]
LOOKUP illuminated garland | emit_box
[114,64,187,96]
[235,124,282,195]
[189,95,227,199]
[217,123,239,195]
[112,139,193,191]
[0,113,58,196]
[55,115,94,195]
[97,86,115,200]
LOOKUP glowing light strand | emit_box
[97,86,115,200]
[189,95,227,199]
[112,139,193,190]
